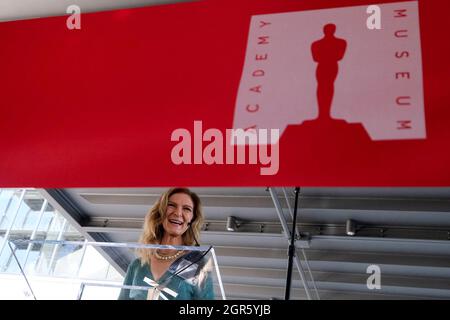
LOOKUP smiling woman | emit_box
[118,188,215,300]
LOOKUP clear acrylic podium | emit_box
[6,239,226,300]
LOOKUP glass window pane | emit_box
[0,190,23,230]
[4,249,26,274]
[0,189,126,299]
[22,191,45,230]
[65,224,79,234]
[52,242,84,277]
[11,190,44,232]
[106,264,123,282]
[45,214,66,240]
[78,246,111,280]
[0,236,10,272]
[37,211,54,233]
[0,189,15,214]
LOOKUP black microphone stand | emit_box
[285,187,300,300]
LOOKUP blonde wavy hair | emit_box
[138,188,204,265]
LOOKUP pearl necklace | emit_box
[154,249,184,261]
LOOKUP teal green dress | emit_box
[118,254,215,300]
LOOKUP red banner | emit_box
[0,0,449,187]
